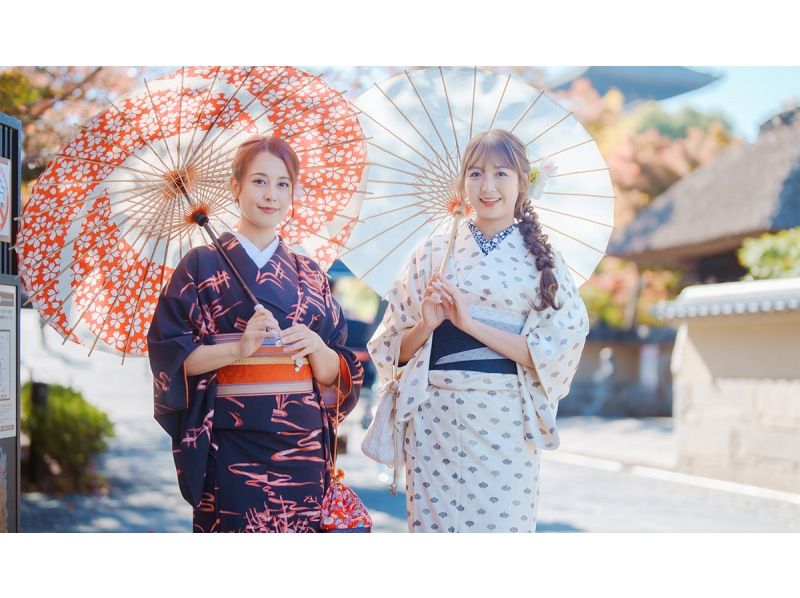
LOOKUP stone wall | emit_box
[665,284,800,493]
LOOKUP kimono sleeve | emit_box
[147,250,208,439]
[521,250,589,408]
[366,238,431,391]
[316,267,364,423]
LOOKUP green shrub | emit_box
[738,227,800,280]
[21,382,115,494]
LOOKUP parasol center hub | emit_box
[447,196,472,218]
[162,166,197,202]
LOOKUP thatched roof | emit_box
[609,112,800,269]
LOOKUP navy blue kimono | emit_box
[147,233,363,532]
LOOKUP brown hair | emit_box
[230,134,300,194]
[457,129,561,311]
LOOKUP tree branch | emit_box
[28,66,105,119]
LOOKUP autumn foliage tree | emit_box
[0,66,147,193]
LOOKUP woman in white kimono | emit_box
[367,129,589,533]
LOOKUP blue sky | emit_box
[630,67,799,141]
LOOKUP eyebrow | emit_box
[467,164,512,171]
[250,172,290,180]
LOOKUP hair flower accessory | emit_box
[529,159,558,200]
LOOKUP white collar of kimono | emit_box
[233,231,280,269]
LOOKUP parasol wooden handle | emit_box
[193,213,303,371]
[437,214,462,277]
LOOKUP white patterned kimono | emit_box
[367,219,589,532]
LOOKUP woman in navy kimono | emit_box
[147,135,363,532]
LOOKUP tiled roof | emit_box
[654,277,800,320]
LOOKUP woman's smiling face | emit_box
[463,156,520,227]
[231,150,292,233]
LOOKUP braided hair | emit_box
[458,129,562,311]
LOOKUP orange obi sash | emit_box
[211,333,313,397]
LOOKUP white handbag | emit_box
[361,358,405,494]
[361,379,400,464]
